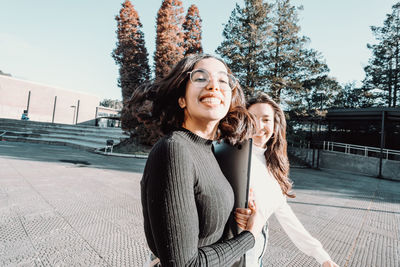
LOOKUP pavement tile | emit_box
[102,243,150,267]
[0,239,40,267]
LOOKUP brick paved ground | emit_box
[0,141,399,266]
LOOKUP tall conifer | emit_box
[154,0,185,78]
[183,4,203,56]
[112,0,150,102]
[216,0,272,98]
[112,0,150,132]
[266,0,328,102]
[363,3,400,107]
[333,82,374,109]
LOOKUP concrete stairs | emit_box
[0,118,129,151]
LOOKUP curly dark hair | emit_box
[247,92,295,198]
[129,54,255,145]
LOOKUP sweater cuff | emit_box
[238,230,256,249]
[312,247,331,264]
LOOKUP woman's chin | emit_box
[253,141,267,148]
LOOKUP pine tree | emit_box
[216,0,272,98]
[154,0,185,79]
[289,76,341,117]
[363,43,390,107]
[112,0,150,132]
[266,0,328,102]
[100,99,123,110]
[183,4,203,56]
[217,0,328,101]
[333,82,374,109]
[112,0,150,102]
[363,3,400,107]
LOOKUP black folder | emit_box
[212,139,253,232]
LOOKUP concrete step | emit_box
[0,119,125,135]
[1,130,127,148]
[2,135,101,151]
[0,118,129,151]
[0,125,127,139]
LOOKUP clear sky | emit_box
[0,0,397,101]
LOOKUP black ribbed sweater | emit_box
[141,129,254,266]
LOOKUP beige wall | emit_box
[0,75,100,124]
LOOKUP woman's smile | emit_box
[199,93,224,106]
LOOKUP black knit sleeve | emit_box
[142,139,255,266]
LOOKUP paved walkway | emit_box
[0,141,399,266]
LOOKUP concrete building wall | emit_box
[319,151,381,177]
[0,75,100,124]
[288,147,400,181]
[382,159,400,181]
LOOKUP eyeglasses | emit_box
[188,69,237,91]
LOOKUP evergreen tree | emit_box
[363,2,400,107]
[217,0,328,102]
[266,0,328,102]
[112,0,150,102]
[292,76,341,115]
[216,0,272,98]
[333,82,374,109]
[100,99,123,110]
[154,0,185,79]
[286,76,341,148]
[183,4,203,56]
[112,0,150,133]
[362,42,389,107]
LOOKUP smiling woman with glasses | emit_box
[130,54,265,266]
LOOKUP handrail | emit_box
[323,141,400,161]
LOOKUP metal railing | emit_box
[323,141,400,161]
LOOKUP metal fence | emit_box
[323,141,400,161]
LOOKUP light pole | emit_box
[26,90,31,116]
[70,105,76,124]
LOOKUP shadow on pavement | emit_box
[0,141,146,173]
[1,140,399,205]
[290,167,400,205]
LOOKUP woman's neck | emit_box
[182,120,218,140]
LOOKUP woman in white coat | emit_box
[235,92,338,267]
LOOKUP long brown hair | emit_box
[247,92,295,198]
[129,54,255,145]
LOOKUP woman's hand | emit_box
[322,260,339,267]
[234,205,252,230]
[234,199,265,237]
[235,188,255,229]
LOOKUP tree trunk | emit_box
[394,41,399,107]
[388,62,393,107]
[273,36,281,100]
